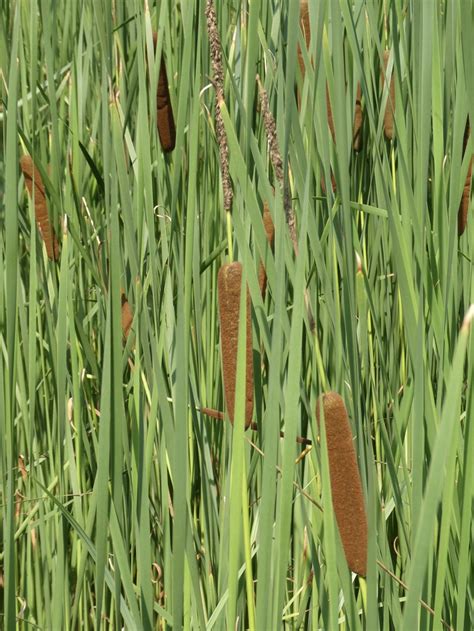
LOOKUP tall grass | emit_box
[1,1,473,629]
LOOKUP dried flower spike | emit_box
[153,32,176,152]
[20,155,60,261]
[297,0,310,80]
[256,74,297,242]
[218,262,253,429]
[205,0,233,211]
[316,391,368,576]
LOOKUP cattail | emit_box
[153,32,176,152]
[320,172,337,194]
[20,155,60,260]
[316,391,368,576]
[217,262,253,429]
[298,0,335,142]
[205,0,233,211]
[18,455,27,482]
[352,82,363,152]
[256,75,297,248]
[297,1,335,140]
[256,71,316,331]
[121,289,133,339]
[299,1,365,152]
[458,119,472,236]
[297,0,310,80]
[382,50,395,140]
[257,201,275,298]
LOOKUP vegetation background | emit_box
[1,0,473,629]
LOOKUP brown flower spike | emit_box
[218,262,253,429]
[298,0,310,80]
[316,391,368,576]
[298,2,362,152]
[257,201,275,298]
[153,32,176,152]
[20,155,60,260]
[121,289,133,339]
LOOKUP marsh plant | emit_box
[1,1,473,629]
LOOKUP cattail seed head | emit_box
[153,32,176,152]
[320,172,337,194]
[316,391,368,576]
[298,1,363,153]
[20,155,60,261]
[121,289,133,339]
[218,262,253,429]
[298,1,310,80]
[257,201,275,298]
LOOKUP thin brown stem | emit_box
[200,406,312,445]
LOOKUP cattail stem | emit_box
[226,210,234,262]
[200,407,312,445]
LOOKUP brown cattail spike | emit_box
[316,392,368,576]
[352,82,363,152]
[298,1,310,80]
[257,201,275,298]
[297,3,337,190]
[121,289,133,339]
[153,32,176,152]
[217,262,253,429]
[320,172,337,194]
[20,155,60,260]
[382,50,395,140]
[458,119,472,236]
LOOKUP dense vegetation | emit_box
[1,1,473,628]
